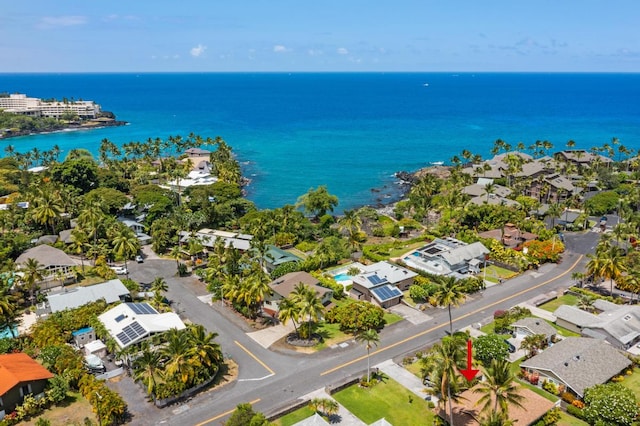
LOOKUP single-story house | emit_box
[38,279,131,316]
[403,238,489,278]
[98,302,186,349]
[467,194,521,208]
[180,229,254,252]
[478,223,537,249]
[462,180,512,198]
[15,244,76,290]
[350,261,416,308]
[0,353,54,418]
[438,385,556,426]
[263,245,303,272]
[554,304,640,350]
[520,337,632,398]
[264,272,333,316]
[511,317,557,345]
[72,327,97,348]
[292,413,331,426]
[117,217,152,245]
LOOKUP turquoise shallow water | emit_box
[2,72,640,211]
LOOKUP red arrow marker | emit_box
[460,339,479,382]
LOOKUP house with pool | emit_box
[403,237,489,278]
[350,261,417,308]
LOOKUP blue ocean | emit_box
[1,73,640,211]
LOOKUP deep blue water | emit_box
[1,73,640,211]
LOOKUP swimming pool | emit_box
[0,326,18,339]
[333,273,352,281]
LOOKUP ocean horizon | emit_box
[2,72,640,211]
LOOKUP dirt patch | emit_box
[23,392,96,426]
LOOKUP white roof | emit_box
[98,302,186,349]
[182,228,254,251]
[361,261,417,284]
[84,339,107,353]
[47,279,130,312]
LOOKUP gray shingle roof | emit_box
[512,317,556,338]
[440,242,489,267]
[520,337,631,397]
[16,244,75,267]
[554,305,599,328]
[47,279,130,312]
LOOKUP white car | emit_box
[110,266,128,275]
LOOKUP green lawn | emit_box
[482,265,519,283]
[271,405,315,426]
[404,359,423,378]
[314,322,351,350]
[558,411,589,426]
[620,367,640,393]
[333,376,435,425]
[384,311,404,326]
[546,319,581,337]
[538,294,579,312]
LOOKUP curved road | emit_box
[126,233,594,426]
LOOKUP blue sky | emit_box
[2,1,639,72]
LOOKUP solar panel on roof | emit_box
[115,314,126,322]
[372,285,402,302]
[367,275,385,285]
[131,321,146,335]
[116,331,131,346]
[127,303,156,315]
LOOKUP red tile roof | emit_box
[0,353,54,396]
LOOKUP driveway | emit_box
[389,304,432,325]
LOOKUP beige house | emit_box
[15,244,76,290]
[264,272,333,316]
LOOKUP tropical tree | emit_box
[420,334,468,426]
[297,284,324,340]
[0,291,17,337]
[30,186,64,234]
[355,328,379,383]
[309,397,339,417]
[430,276,467,334]
[519,334,547,358]
[161,328,195,385]
[278,297,302,336]
[478,411,515,426]
[20,258,46,305]
[151,277,168,295]
[187,324,223,376]
[296,185,339,219]
[133,344,162,396]
[587,245,627,296]
[70,228,90,272]
[111,226,139,278]
[474,358,523,416]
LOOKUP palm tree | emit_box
[355,329,379,383]
[186,324,223,375]
[430,276,467,334]
[0,292,17,338]
[297,285,324,341]
[151,277,168,295]
[478,411,515,426]
[577,294,595,312]
[474,358,524,416]
[278,297,302,337]
[30,187,64,234]
[20,258,46,305]
[420,335,467,426]
[133,345,162,396]
[587,245,626,296]
[112,227,139,279]
[70,228,90,272]
[161,328,195,385]
[309,397,339,417]
[78,201,106,246]
[339,209,363,252]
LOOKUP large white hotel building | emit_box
[0,93,101,119]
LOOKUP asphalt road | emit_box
[122,230,597,426]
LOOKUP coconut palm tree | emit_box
[0,291,17,338]
[20,258,46,305]
[161,328,195,385]
[133,344,162,396]
[151,277,168,295]
[478,411,515,426]
[30,187,64,234]
[474,358,524,416]
[78,201,106,246]
[278,297,302,337]
[186,324,223,375]
[70,228,90,272]
[111,227,139,279]
[587,245,626,296]
[430,276,467,335]
[420,334,467,426]
[355,328,379,383]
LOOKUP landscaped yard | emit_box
[333,376,435,425]
[619,367,640,393]
[23,392,96,426]
[482,265,518,283]
[479,317,579,338]
[272,405,315,426]
[538,294,579,312]
[557,411,589,426]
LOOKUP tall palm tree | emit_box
[20,258,46,305]
[30,187,64,234]
[278,297,302,336]
[420,335,467,426]
[151,277,168,294]
[474,358,524,416]
[0,292,17,338]
[70,228,90,272]
[161,328,195,385]
[78,201,106,246]
[299,285,324,341]
[430,276,467,334]
[478,411,515,426]
[112,227,139,279]
[587,245,626,296]
[355,329,379,382]
[339,209,363,252]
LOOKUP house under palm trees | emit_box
[15,244,76,290]
[264,272,333,316]
[439,385,555,426]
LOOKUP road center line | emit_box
[320,255,583,376]
[194,398,261,426]
[235,340,276,375]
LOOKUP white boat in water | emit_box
[430,161,444,166]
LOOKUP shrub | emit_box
[572,400,585,409]
[542,380,559,395]
[566,404,584,419]
[561,391,576,404]
[325,301,385,332]
[611,375,624,382]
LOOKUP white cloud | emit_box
[37,15,87,29]
[337,47,349,55]
[190,44,207,57]
[273,45,289,53]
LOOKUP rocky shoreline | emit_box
[0,119,128,140]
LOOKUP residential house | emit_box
[511,317,556,345]
[478,223,537,249]
[98,302,186,349]
[38,279,131,316]
[439,385,555,426]
[264,272,333,316]
[180,229,254,252]
[520,337,632,398]
[554,304,640,350]
[263,245,303,273]
[467,194,521,208]
[15,245,76,291]
[117,217,152,245]
[350,261,417,308]
[554,150,613,169]
[292,413,331,426]
[403,238,489,278]
[0,353,54,419]
[525,173,578,204]
[462,179,512,198]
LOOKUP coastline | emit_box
[0,120,128,140]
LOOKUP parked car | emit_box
[504,339,516,353]
[110,266,128,275]
[135,255,144,263]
